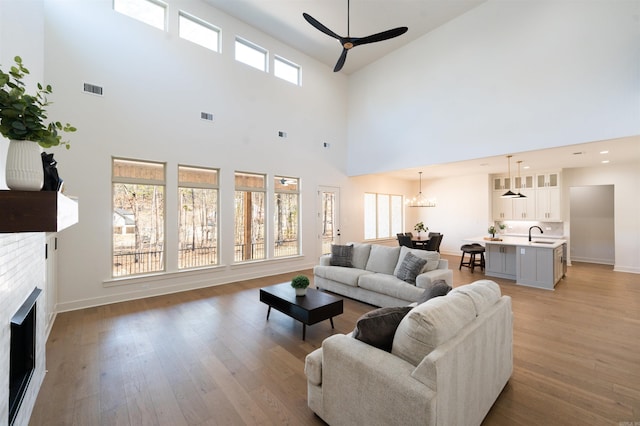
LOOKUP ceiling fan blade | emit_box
[302,13,341,40]
[353,27,408,47]
[334,48,349,72]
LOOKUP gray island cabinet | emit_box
[467,236,567,290]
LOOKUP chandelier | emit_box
[407,172,436,208]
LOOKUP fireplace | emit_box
[9,288,41,426]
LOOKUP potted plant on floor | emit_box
[291,274,310,296]
[0,56,76,190]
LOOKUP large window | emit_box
[274,56,301,86]
[178,166,219,269]
[235,38,268,72]
[112,158,165,277]
[234,172,266,261]
[364,193,403,240]
[274,176,300,257]
[114,0,167,30]
[179,12,220,52]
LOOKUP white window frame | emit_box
[235,37,268,72]
[364,193,404,240]
[178,11,221,53]
[113,0,167,31]
[178,165,220,269]
[274,56,301,86]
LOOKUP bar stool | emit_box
[459,243,485,273]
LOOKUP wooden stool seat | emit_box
[459,244,485,273]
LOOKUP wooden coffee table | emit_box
[259,283,343,340]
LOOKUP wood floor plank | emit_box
[30,260,640,426]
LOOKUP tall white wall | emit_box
[38,0,350,310]
[347,0,640,175]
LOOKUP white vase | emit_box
[5,140,43,191]
[295,287,307,296]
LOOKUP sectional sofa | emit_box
[305,279,513,426]
[313,243,453,307]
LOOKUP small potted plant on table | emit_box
[291,274,310,296]
[414,221,428,239]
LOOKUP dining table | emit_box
[411,236,430,249]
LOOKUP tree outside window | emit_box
[274,176,300,257]
[112,158,165,277]
[178,166,219,269]
[234,172,266,261]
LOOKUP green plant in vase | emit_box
[0,56,76,148]
[414,221,428,238]
[291,274,310,296]
[1,56,77,190]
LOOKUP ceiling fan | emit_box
[303,0,408,72]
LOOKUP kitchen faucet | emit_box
[529,226,543,242]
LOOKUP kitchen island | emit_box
[466,236,567,290]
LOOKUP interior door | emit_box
[317,186,340,256]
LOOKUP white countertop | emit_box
[466,235,567,249]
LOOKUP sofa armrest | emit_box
[416,268,454,288]
[319,254,331,266]
[305,347,323,385]
[320,334,436,425]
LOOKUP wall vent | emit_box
[83,83,103,96]
[201,112,214,121]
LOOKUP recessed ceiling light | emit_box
[523,165,530,169]
[600,150,609,154]
[601,160,610,164]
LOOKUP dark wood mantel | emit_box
[0,190,78,233]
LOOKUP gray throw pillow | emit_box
[352,306,413,352]
[417,279,452,304]
[395,252,427,284]
[330,244,353,267]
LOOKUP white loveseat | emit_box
[304,280,513,426]
[313,243,453,307]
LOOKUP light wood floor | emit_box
[30,256,640,425]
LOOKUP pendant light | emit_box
[407,172,436,207]
[515,160,527,198]
[501,155,518,198]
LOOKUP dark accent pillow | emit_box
[330,244,353,267]
[395,252,427,284]
[417,279,452,304]
[352,306,413,352]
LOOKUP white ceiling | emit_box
[202,0,486,75]
[379,136,640,181]
[201,0,640,181]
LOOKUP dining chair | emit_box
[398,235,415,248]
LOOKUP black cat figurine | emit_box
[41,152,63,191]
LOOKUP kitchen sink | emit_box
[532,241,554,244]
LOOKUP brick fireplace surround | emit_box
[0,233,47,426]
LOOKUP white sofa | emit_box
[313,243,453,307]
[304,280,513,426]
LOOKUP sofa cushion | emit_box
[330,244,353,267]
[395,252,427,284]
[416,279,452,304]
[391,292,476,366]
[365,245,401,275]
[313,265,374,287]
[449,280,501,315]
[358,273,424,302]
[352,306,412,352]
[349,242,372,270]
[393,247,440,275]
